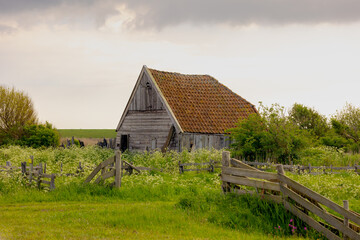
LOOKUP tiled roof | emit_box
[148,68,257,134]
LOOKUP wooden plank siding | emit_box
[117,73,174,151]
[178,133,231,151]
[128,73,165,111]
[117,110,174,151]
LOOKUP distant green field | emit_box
[58,129,116,138]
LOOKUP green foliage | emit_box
[297,146,344,166]
[330,103,360,153]
[227,113,268,160]
[17,122,60,148]
[229,102,360,163]
[123,148,222,173]
[229,103,311,163]
[0,86,38,143]
[0,86,60,148]
[289,103,329,138]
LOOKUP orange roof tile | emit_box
[148,68,257,134]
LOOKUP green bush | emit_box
[228,104,311,163]
[18,122,60,148]
[0,122,60,148]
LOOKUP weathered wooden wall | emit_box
[128,73,164,111]
[117,73,176,151]
[178,133,230,151]
[117,110,175,150]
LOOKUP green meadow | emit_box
[0,146,359,239]
[58,129,116,138]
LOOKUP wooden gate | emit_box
[220,151,360,240]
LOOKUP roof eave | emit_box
[144,66,184,133]
[116,66,147,131]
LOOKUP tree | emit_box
[228,103,311,163]
[289,103,329,138]
[330,103,360,153]
[0,86,38,142]
[227,113,269,160]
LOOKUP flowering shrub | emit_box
[123,148,222,173]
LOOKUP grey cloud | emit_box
[0,0,92,13]
[121,0,360,29]
[1,0,360,30]
[0,24,16,34]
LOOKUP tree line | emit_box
[228,102,360,164]
[0,86,59,148]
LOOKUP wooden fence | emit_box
[84,151,160,187]
[0,157,56,190]
[241,160,360,175]
[21,157,56,190]
[178,160,221,174]
[221,151,360,240]
[84,151,122,187]
[97,138,116,149]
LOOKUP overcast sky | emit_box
[1,0,360,129]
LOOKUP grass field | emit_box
[58,129,116,138]
[0,201,305,240]
[0,178,309,240]
[1,146,359,239]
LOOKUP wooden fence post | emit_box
[37,173,42,189]
[39,162,43,174]
[222,151,231,192]
[115,150,122,188]
[277,164,287,202]
[222,151,230,167]
[6,161,11,168]
[50,174,55,190]
[343,200,349,240]
[178,161,184,174]
[209,159,214,173]
[21,162,27,175]
[29,155,34,183]
[308,163,311,174]
[44,163,46,174]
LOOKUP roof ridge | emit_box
[148,68,211,78]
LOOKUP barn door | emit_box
[120,135,129,152]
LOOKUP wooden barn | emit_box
[115,66,257,152]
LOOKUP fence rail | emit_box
[178,160,221,174]
[241,160,360,175]
[221,152,360,240]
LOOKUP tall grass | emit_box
[178,192,325,239]
[297,146,360,166]
[1,146,358,239]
